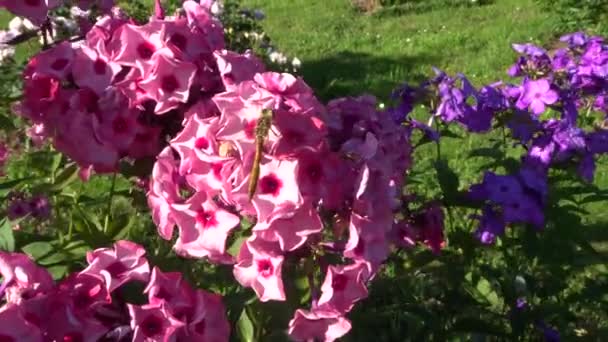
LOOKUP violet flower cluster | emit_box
[393,32,608,245]
[0,240,230,341]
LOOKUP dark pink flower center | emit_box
[106,261,128,278]
[284,130,304,144]
[112,117,129,134]
[0,335,15,342]
[257,259,273,278]
[212,163,223,180]
[259,173,282,196]
[161,75,179,93]
[25,0,41,6]
[194,319,206,335]
[244,120,257,139]
[51,58,69,71]
[93,58,107,75]
[63,332,84,342]
[137,42,155,60]
[196,210,217,228]
[195,137,209,150]
[141,315,164,337]
[135,132,152,142]
[170,34,187,51]
[331,274,348,291]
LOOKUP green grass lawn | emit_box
[243,0,559,101]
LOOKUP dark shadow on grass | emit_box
[300,51,438,102]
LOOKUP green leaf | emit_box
[47,265,69,280]
[237,308,255,342]
[0,177,35,196]
[0,219,15,252]
[32,162,80,193]
[21,241,54,260]
[228,235,248,257]
[49,162,80,192]
[434,159,460,203]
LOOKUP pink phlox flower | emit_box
[80,240,150,292]
[287,309,352,342]
[139,50,197,114]
[128,303,185,342]
[233,236,286,302]
[317,262,369,314]
[253,202,323,252]
[171,191,240,260]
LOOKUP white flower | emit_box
[54,16,78,35]
[211,1,224,16]
[0,31,16,65]
[9,17,37,34]
[70,6,90,18]
[291,57,301,69]
[269,51,288,64]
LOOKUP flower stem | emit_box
[103,173,118,234]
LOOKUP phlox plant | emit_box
[0,0,607,341]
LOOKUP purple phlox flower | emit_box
[473,206,506,245]
[516,78,559,115]
[560,98,578,125]
[535,321,560,342]
[502,193,545,229]
[512,43,547,57]
[428,67,448,86]
[518,157,549,202]
[552,122,586,158]
[508,56,526,77]
[593,94,607,112]
[7,198,32,220]
[581,41,608,66]
[389,83,418,123]
[528,133,555,166]
[560,32,588,47]
[468,171,545,230]
[551,49,574,71]
[436,73,479,123]
[578,153,596,182]
[507,110,541,143]
[479,83,508,109]
[29,195,51,220]
[503,83,523,100]
[515,297,528,310]
[586,129,608,154]
[409,119,439,142]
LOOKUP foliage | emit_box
[534,0,608,34]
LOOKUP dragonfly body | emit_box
[248,109,273,200]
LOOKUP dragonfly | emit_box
[248,109,274,201]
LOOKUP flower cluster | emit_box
[5,192,51,221]
[0,240,230,341]
[392,31,608,244]
[148,72,417,339]
[13,0,260,176]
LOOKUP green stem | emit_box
[103,173,117,234]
